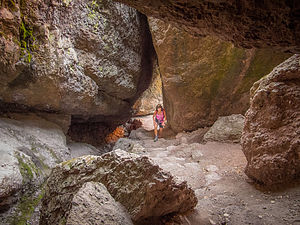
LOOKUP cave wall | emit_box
[115,0,300,53]
[148,17,291,133]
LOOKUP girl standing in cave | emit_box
[153,104,167,142]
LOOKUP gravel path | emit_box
[128,127,300,225]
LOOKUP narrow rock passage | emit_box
[121,127,300,225]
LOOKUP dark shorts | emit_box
[155,118,164,128]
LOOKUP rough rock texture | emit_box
[133,62,162,116]
[0,115,70,169]
[115,0,300,53]
[203,114,245,143]
[241,54,300,185]
[0,143,23,209]
[0,0,154,115]
[0,0,156,142]
[149,17,291,132]
[66,182,133,225]
[0,115,70,224]
[40,150,197,224]
[113,138,146,154]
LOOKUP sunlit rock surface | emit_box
[148,17,291,132]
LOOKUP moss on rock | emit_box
[10,187,44,225]
[19,21,36,63]
[15,152,35,182]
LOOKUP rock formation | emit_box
[0,1,299,223]
[148,17,291,132]
[0,114,70,224]
[241,54,300,185]
[66,182,133,225]
[0,0,156,144]
[115,0,300,53]
[40,150,197,224]
[203,114,245,143]
[113,138,146,154]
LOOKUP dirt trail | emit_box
[128,127,300,225]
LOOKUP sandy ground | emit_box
[129,127,300,225]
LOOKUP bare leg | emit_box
[159,128,163,138]
[154,123,158,137]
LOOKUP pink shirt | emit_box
[156,112,164,121]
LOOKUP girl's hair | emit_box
[156,104,163,111]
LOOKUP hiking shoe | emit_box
[154,136,158,142]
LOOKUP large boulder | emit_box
[0,0,155,142]
[148,17,291,132]
[40,150,197,224]
[241,54,300,185]
[66,182,133,225]
[0,115,70,169]
[203,114,245,143]
[115,0,300,52]
[0,115,70,224]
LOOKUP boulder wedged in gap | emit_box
[40,150,198,224]
[241,54,300,186]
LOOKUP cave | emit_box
[0,0,299,224]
